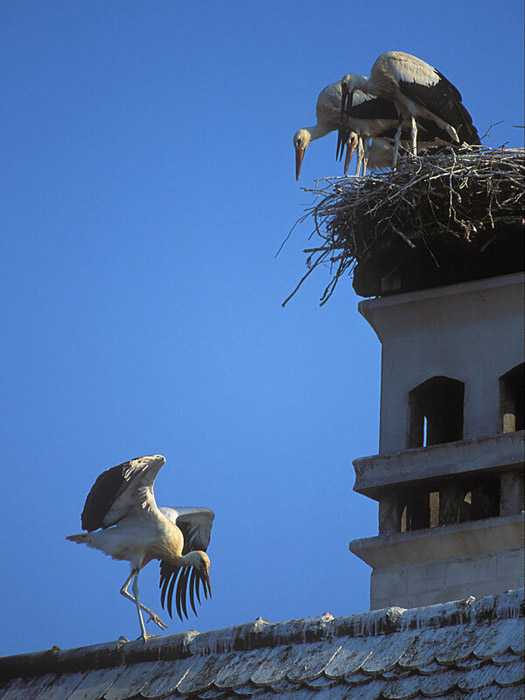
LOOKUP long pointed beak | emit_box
[202,569,212,599]
[336,130,343,161]
[344,140,357,175]
[337,129,348,161]
[340,86,348,123]
[295,148,305,180]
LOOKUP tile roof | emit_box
[1,589,523,699]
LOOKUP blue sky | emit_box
[1,1,523,656]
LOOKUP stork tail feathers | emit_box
[456,102,481,145]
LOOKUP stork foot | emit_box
[138,631,161,643]
[146,612,168,631]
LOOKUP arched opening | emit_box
[500,363,524,433]
[408,376,465,448]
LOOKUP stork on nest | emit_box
[283,146,525,305]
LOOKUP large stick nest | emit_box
[286,146,525,304]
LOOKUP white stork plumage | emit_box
[336,89,445,176]
[338,99,446,176]
[351,137,404,175]
[341,51,480,166]
[293,81,362,180]
[66,455,214,642]
[336,88,402,175]
[293,79,446,180]
[366,138,398,171]
[359,137,438,175]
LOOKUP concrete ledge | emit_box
[370,549,525,610]
[353,430,525,499]
[349,513,525,569]
[358,272,525,335]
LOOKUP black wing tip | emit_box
[176,568,191,620]
[159,561,211,622]
[189,568,198,616]
[159,560,181,619]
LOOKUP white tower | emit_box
[350,272,524,610]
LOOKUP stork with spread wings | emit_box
[67,455,214,642]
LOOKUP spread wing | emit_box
[159,507,214,620]
[80,455,166,531]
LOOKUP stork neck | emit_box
[177,551,202,567]
[353,75,372,94]
[308,123,334,142]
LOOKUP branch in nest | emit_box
[283,146,525,305]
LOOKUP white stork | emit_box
[341,135,418,177]
[66,455,214,642]
[336,88,402,175]
[293,80,409,179]
[350,137,401,175]
[366,138,398,172]
[337,92,445,177]
[360,137,437,174]
[293,81,362,180]
[341,51,480,166]
[335,89,443,176]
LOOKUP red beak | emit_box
[295,148,305,181]
[344,141,357,175]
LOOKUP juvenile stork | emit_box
[359,137,403,173]
[360,137,438,174]
[341,51,480,165]
[337,91,445,177]
[335,89,408,176]
[293,81,361,180]
[66,455,214,642]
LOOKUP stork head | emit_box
[340,73,367,121]
[293,128,311,180]
[193,551,212,598]
[340,73,366,94]
[195,550,210,572]
[340,74,354,123]
[340,73,352,92]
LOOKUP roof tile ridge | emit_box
[0,589,522,681]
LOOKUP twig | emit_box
[283,146,524,305]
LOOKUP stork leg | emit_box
[354,137,364,177]
[392,118,403,168]
[132,572,149,642]
[361,139,370,177]
[120,571,168,638]
[410,116,418,156]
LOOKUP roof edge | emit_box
[1,589,523,680]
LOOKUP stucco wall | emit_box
[359,273,525,453]
[351,274,525,609]
[370,546,525,610]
